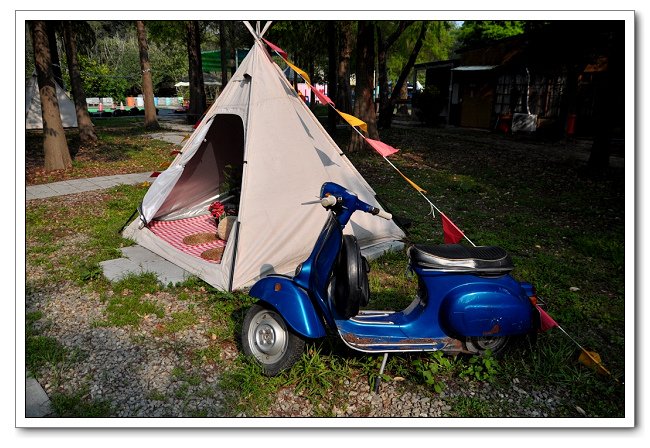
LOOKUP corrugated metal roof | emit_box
[451,65,498,71]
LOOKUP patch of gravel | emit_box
[27,285,228,418]
[27,282,573,419]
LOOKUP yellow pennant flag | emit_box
[285,60,310,85]
[396,168,427,193]
[336,109,368,133]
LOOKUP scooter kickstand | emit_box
[373,353,389,394]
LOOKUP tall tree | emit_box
[135,20,159,129]
[377,21,412,128]
[186,20,206,124]
[456,21,525,49]
[29,20,72,171]
[46,21,65,89]
[382,21,429,129]
[219,21,231,89]
[326,21,339,134]
[336,21,354,114]
[62,21,97,147]
[347,21,379,153]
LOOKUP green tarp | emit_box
[201,49,250,72]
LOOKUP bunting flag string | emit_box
[336,109,368,133]
[284,60,311,85]
[535,304,619,383]
[262,38,287,60]
[309,84,335,107]
[262,37,474,247]
[440,212,465,245]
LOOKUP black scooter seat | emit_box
[408,244,514,274]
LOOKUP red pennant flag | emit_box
[441,212,464,244]
[309,84,334,107]
[365,138,399,157]
[536,305,559,332]
[262,38,288,60]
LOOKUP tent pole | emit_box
[117,208,139,234]
[227,221,241,292]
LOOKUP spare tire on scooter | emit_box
[334,235,370,319]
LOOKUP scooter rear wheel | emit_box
[465,336,512,357]
[242,303,306,376]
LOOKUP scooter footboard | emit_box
[439,284,534,337]
[248,275,327,339]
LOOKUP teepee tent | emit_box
[123,22,405,291]
[25,74,78,129]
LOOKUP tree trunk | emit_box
[336,21,354,114]
[384,21,429,128]
[586,27,623,176]
[46,21,64,90]
[29,20,72,172]
[219,21,230,89]
[136,20,159,130]
[377,21,412,128]
[186,20,206,125]
[326,21,338,134]
[62,21,97,147]
[308,57,315,110]
[347,21,379,153]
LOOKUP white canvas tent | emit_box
[25,74,78,129]
[123,22,405,291]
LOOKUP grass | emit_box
[24,119,626,418]
[26,117,178,185]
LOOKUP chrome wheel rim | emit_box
[471,336,508,352]
[247,309,288,364]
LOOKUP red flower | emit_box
[209,201,225,219]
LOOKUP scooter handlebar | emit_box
[374,208,392,220]
[321,195,338,208]
[320,189,391,220]
[371,207,392,220]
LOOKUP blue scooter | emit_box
[242,182,541,376]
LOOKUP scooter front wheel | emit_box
[242,303,306,376]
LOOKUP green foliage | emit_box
[94,273,164,327]
[50,389,113,417]
[412,351,455,393]
[78,54,132,102]
[456,21,525,49]
[446,396,492,417]
[459,351,499,382]
[288,347,350,399]
[219,356,286,415]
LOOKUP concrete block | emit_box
[25,376,54,417]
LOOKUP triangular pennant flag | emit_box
[336,109,368,133]
[395,168,426,193]
[441,212,464,244]
[285,60,311,85]
[309,84,334,107]
[536,304,559,332]
[365,138,399,157]
[262,38,287,60]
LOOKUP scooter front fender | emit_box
[248,275,326,339]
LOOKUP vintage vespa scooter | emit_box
[242,182,541,376]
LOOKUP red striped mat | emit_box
[148,215,226,263]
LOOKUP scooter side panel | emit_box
[438,280,533,337]
[249,276,327,339]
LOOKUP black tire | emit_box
[241,303,306,376]
[464,335,512,357]
[333,235,369,318]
